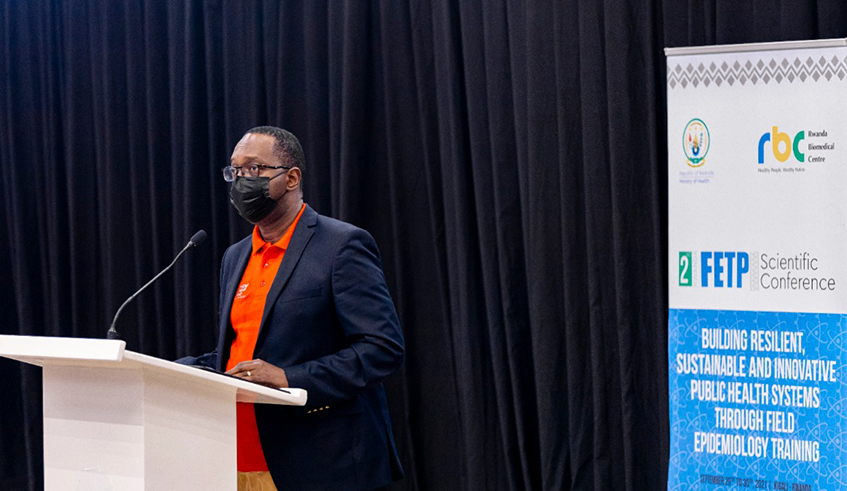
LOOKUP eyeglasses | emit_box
[221,163,292,182]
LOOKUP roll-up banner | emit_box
[667,38,847,491]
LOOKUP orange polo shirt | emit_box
[226,203,305,471]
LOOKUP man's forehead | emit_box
[231,133,276,160]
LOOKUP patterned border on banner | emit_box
[668,55,847,89]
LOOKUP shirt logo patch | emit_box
[236,283,249,299]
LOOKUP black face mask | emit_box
[229,175,286,223]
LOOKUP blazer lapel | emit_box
[258,205,318,339]
[217,239,252,370]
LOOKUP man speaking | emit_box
[179,126,404,491]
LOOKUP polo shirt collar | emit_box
[249,203,307,255]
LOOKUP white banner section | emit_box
[668,38,847,491]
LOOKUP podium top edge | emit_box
[122,350,307,406]
[0,335,125,365]
[0,335,306,406]
[665,38,847,57]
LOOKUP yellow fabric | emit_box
[237,471,279,491]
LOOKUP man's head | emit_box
[244,126,305,171]
[228,126,304,225]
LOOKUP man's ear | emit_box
[287,167,302,190]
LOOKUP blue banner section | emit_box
[668,309,847,491]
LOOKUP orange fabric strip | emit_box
[227,203,306,471]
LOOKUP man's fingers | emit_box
[225,359,261,375]
[225,362,248,375]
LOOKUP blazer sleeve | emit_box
[282,228,405,408]
[174,350,219,368]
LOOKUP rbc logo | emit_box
[679,251,749,288]
[758,126,804,164]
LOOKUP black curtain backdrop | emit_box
[2,1,847,490]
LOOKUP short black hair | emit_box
[245,126,305,171]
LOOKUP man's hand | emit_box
[226,359,289,389]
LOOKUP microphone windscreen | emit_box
[190,230,208,247]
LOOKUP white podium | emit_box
[0,335,307,491]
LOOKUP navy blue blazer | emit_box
[181,205,404,491]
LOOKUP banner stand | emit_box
[667,38,847,491]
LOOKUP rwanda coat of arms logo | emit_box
[683,118,710,167]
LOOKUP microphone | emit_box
[106,230,208,340]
